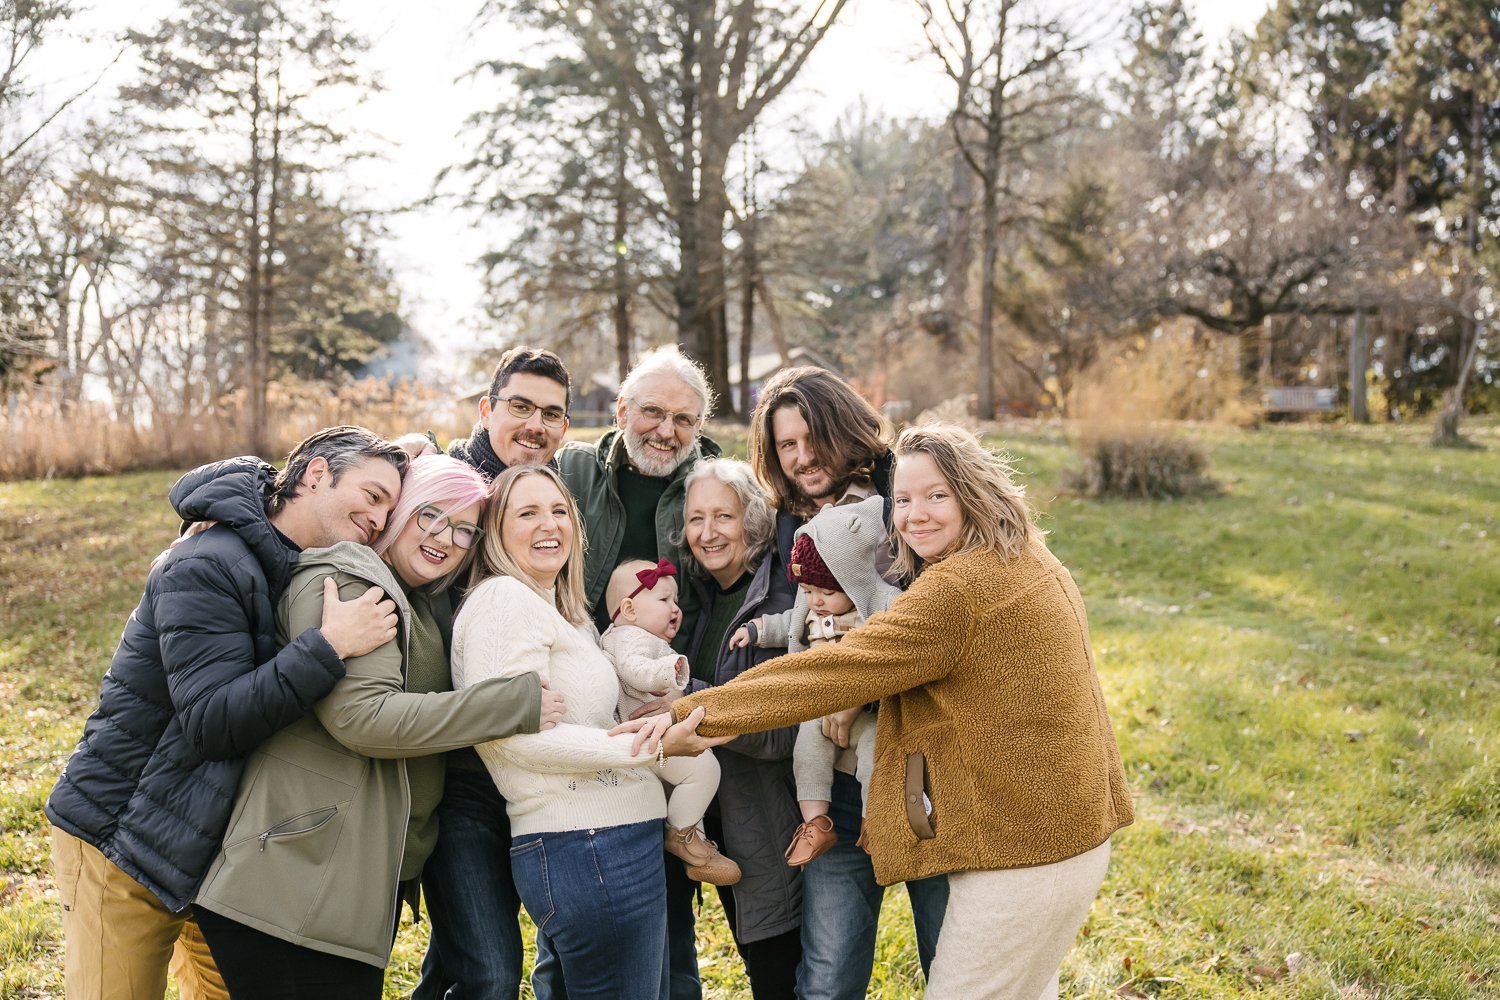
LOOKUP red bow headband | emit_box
[610,558,677,622]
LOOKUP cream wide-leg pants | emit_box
[924,839,1112,1000]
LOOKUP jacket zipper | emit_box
[258,805,338,852]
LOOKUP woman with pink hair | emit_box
[191,455,566,997]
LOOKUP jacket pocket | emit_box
[905,752,937,840]
[256,806,338,852]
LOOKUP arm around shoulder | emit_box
[157,550,345,761]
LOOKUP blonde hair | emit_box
[889,424,1040,580]
[470,465,591,625]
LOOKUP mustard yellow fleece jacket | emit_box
[674,540,1134,886]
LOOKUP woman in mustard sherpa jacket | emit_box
[623,423,1134,1000]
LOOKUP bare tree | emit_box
[918,0,1090,418]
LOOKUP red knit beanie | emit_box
[788,533,841,592]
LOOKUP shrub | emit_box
[1066,325,1225,499]
[1068,425,1217,499]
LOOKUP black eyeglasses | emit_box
[491,394,568,428]
[633,402,700,432]
[416,506,484,550]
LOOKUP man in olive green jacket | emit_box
[557,345,721,639]
[556,345,719,1000]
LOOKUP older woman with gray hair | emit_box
[673,459,803,998]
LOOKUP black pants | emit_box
[716,884,802,1000]
[193,906,385,1000]
[703,814,802,1000]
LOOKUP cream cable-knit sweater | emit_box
[452,575,666,837]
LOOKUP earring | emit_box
[310,483,318,491]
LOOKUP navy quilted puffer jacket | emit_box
[45,458,347,912]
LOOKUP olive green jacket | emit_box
[557,429,721,622]
[194,543,541,968]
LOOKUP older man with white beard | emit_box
[555,345,720,1000]
[557,345,720,637]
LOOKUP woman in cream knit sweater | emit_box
[623,425,1134,1000]
[452,464,710,1000]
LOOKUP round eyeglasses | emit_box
[633,402,700,432]
[416,506,484,550]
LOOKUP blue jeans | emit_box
[415,769,566,1000]
[797,771,949,1000]
[511,820,670,1000]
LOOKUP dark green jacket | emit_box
[194,543,541,967]
[557,429,721,623]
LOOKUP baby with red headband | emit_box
[600,558,740,886]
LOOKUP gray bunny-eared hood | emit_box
[792,495,901,620]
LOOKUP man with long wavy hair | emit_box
[746,366,949,1000]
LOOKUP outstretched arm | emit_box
[671,568,970,737]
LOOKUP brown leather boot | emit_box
[784,815,837,868]
[664,823,742,886]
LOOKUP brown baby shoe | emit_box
[784,815,838,868]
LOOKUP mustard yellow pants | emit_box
[51,826,228,1000]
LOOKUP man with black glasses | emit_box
[445,346,572,479]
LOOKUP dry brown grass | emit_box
[1065,327,1239,498]
[1,379,470,481]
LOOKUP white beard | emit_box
[623,428,692,477]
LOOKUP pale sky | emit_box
[24,0,1269,384]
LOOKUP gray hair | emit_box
[619,345,715,422]
[673,459,775,579]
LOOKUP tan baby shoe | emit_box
[665,823,742,886]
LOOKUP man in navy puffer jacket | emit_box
[45,426,408,1000]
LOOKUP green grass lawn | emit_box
[2,419,1497,998]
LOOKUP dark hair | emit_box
[749,367,890,517]
[268,425,409,515]
[488,346,572,408]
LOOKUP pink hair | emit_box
[375,455,490,591]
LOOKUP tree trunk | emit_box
[612,109,632,383]
[1432,85,1489,448]
[1257,315,1275,389]
[755,278,790,363]
[1431,315,1482,447]
[245,29,267,455]
[738,216,755,419]
[1348,309,1369,423]
[695,171,733,416]
[259,30,284,456]
[940,120,975,354]
[672,0,702,382]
